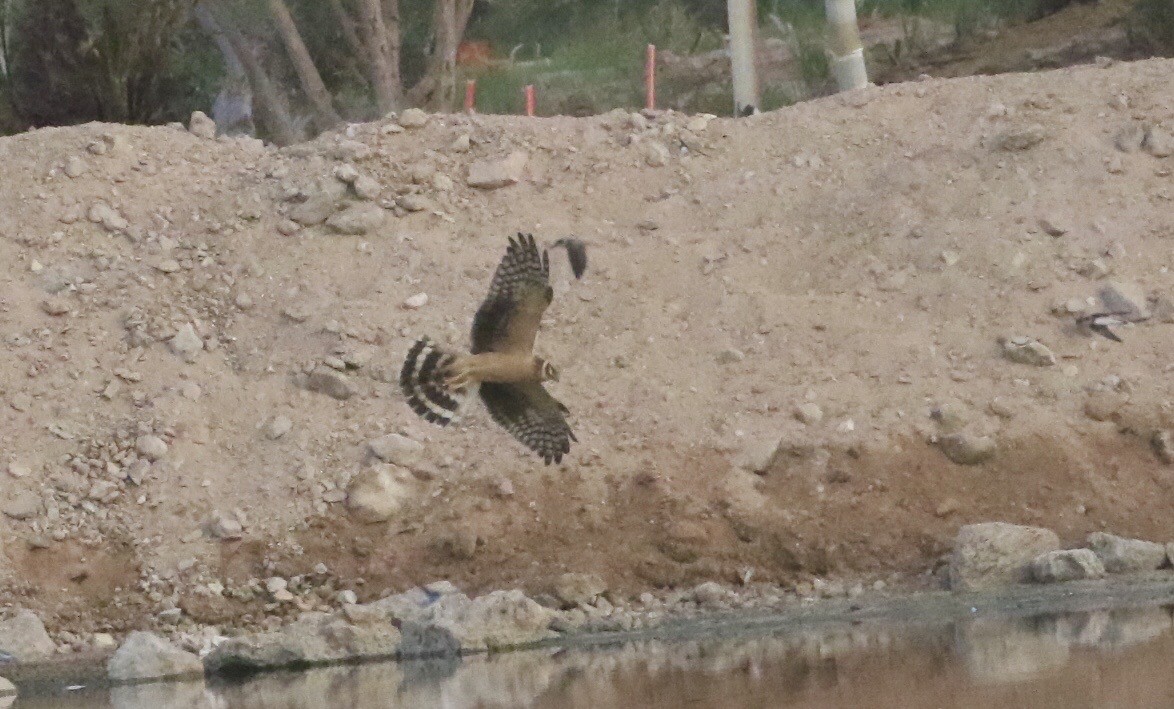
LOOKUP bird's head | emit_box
[536,357,560,382]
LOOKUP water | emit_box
[11,605,1174,708]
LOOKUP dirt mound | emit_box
[1,58,1172,640]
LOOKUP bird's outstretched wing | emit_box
[479,381,576,464]
[470,233,552,355]
[1076,312,1129,342]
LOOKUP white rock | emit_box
[643,141,671,167]
[552,573,607,608]
[0,676,15,698]
[107,631,203,682]
[399,108,429,128]
[264,415,293,440]
[949,522,1060,591]
[135,435,168,461]
[368,433,424,467]
[169,324,203,361]
[0,610,56,660]
[402,293,429,310]
[188,111,217,140]
[1030,549,1106,583]
[326,203,386,235]
[467,151,528,189]
[1087,532,1167,573]
[795,403,824,425]
[346,465,411,523]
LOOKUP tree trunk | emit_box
[407,0,474,110]
[266,0,341,131]
[195,4,301,145]
[355,0,402,113]
[327,0,364,59]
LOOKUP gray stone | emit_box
[264,415,292,440]
[326,203,385,235]
[353,175,382,201]
[949,522,1060,591]
[204,614,400,673]
[735,437,781,474]
[333,164,359,184]
[346,465,411,523]
[64,156,87,179]
[552,573,606,608]
[1154,430,1173,465]
[1030,549,1106,583]
[87,202,128,232]
[691,581,728,607]
[0,676,14,697]
[135,435,168,461]
[1143,124,1173,158]
[795,403,824,425]
[467,151,528,189]
[991,124,1048,151]
[303,368,354,400]
[205,512,243,540]
[1087,532,1167,573]
[169,324,203,362]
[1037,215,1069,237]
[2,491,42,520]
[107,631,203,682]
[938,432,996,465]
[396,194,434,213]
[1114,122,1147,153]
[420,590,553,652]
[398,108,429,128]
[188,111,217,140]
[1001,336,1056,367]
[0,610,56,660]
[367,434,423,467]
[643,141,670,167]
[289,193,339,226]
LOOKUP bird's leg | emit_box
[442,359,475,392]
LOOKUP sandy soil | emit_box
[0,57,1172,642]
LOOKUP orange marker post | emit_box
[645,44,656,111]
[524,85,536,117]
[464,80,476,113]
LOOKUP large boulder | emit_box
[1086,532,1167,574]
[0,610,55,661]
[949,523,1060,591]
[363,586,553,655]
[204,613,400,674]
[1030,549,1106,583]
[107,631,203,682]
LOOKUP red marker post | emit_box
[524,84,536,117]
[645,44,656,111]
[464,80,476,113]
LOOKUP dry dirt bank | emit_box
[0,57,1171,641]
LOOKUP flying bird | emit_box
[400,233,576,464]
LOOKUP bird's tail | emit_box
[400,338,465,426]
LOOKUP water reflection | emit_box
[15,605,1174,709]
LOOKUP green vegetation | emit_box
[0,0,1169,138]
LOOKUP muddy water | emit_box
[13,603,1174,709]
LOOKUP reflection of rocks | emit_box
[955,617,1070,685]
[109,680,208,709]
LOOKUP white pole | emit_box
[727,0,759,116]
[825,0,868,91]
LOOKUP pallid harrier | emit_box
[400,233,583,464]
